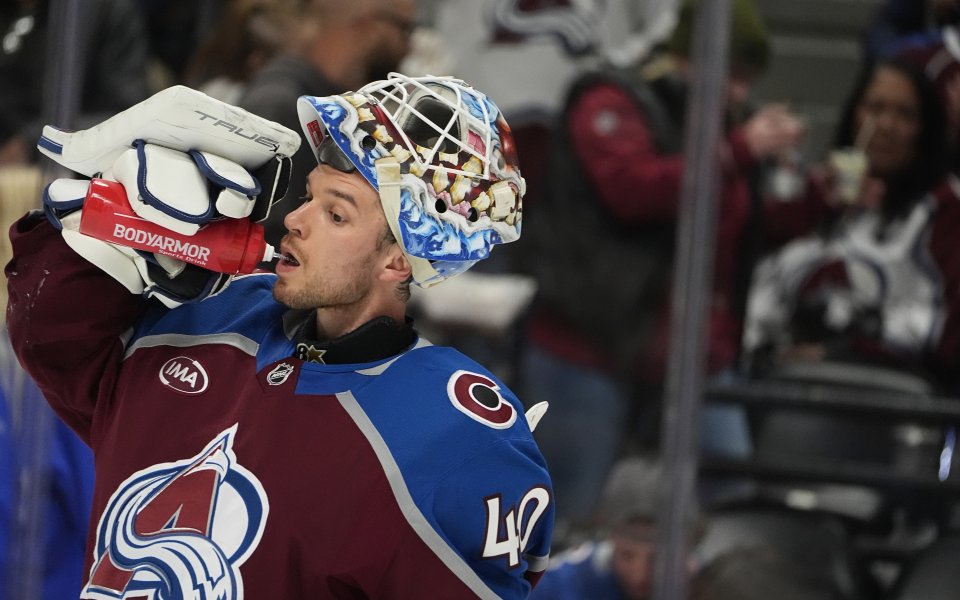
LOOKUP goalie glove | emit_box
[38,85,300,230]
[37,86,302,308]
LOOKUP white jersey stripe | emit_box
[124,332,259,360]
[336,390,501,600]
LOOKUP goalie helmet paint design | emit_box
[296,73,525,287]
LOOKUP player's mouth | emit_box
[277,245,301,270]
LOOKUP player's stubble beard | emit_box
[272,253,377,311]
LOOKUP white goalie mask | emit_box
[297,73,525,287]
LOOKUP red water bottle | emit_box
[79,178,275,274]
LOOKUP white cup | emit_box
[829,148,868,205]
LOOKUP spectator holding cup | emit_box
[827,116,874,206]
[743,56,960,390]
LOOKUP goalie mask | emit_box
[296,73,525,287]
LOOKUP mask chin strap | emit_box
[375,156,444,288]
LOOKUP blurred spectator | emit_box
[238,0,418,248]
[429,0,656,219]
[689,544,844,600]
[740,59,959,550]
[521,0,824,534]
[183,0,296,105]
[407,1,646,382]
[394,26,454,79]
[0,361,95,599]
[0,154,42,315]
[866,1,960,154]
[743,57,960,391]
[139,0,227,88]
[864,0,960,63]
[0,63,96,594]
[0,0,150,165]
[530,456,702,600]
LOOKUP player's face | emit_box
[856,66,921,178]
[611,532,656,600]
[273,165,392,310]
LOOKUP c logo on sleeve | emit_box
[447,370,516,429]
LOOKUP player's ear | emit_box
[379,243,412,285]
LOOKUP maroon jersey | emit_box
[7,215,554,599]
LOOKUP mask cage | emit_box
[360,73,493,181]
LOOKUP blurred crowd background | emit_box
[3,0,960,598]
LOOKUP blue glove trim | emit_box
[134,249,159,265]
[189,150,262,197]
[37,135,64,156]
[132,139,216,225]
[42,203,64,231]
[41,183,85,231]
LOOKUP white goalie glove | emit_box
[39,86,301,308]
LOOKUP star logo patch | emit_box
[295,343,327,364]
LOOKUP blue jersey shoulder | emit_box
[128,274,294,366]
[133,273,280,336]
[348,344,554,596]
[359,344,534,448]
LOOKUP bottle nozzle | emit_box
[262,244,276,263]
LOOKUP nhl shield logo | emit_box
[266,363,295,386]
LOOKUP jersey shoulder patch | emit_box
[377,345,523,432]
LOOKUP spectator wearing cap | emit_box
[530,456,702,600]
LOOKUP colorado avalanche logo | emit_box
[82,425,268,600]
[447,370,517,429]
[491,0,601,56]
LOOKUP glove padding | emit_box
[36,86,299,308]
[44,178,231,309]
[38,85,300,229]
[36,85,300,174]
[107,140,261,235]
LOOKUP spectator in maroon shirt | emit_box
[520,0,832,539]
